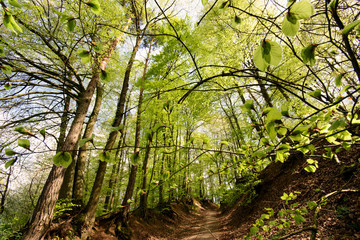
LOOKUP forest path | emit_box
[172,208,222,240]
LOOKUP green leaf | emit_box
[109,124,124,132]
[1,65,12,75]
[99,151,111,162]
[234,15,241,24]
[131,153,140,165]
[86,0,102,14]
[9,0,22,8]
[253,40,282,71]
[242,99,254,111]
[79,135,94,147]
[67,18,76,32]
[267,107,282,122]
[308,89,322,98]
[328,118,347,131]
[77,49,91,64]
[53,152,72,168]
[3,13,23,34]
[250,226,259,235]
[18,139,30,149]
[292,125,310,135]
[202,0,208,6]
[328,0,338,10]
[0,46,4,56]
[281,105,289,117]
[100,70,108,81]
[219,1,228,9]
[4,83,11,90]
[282,13,300,36]
[290,0,315,20]
[5,159,16,169]
[294,214,306,224]
[304,165,317,172]
[5,148,16,156]
[40,128,46,137]
[307,201,317,209]
[301,44,317,66]
[266,122,277,140]
[335,73,344,87]
[277,127,288,136]
[15,126,34,136]
[342,19,360,35]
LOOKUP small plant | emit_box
[54,199,80,218]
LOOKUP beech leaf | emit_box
[301,44,317,66]
[253,40,282,71]
[53,152,72,168]
[86,0,102,14]
[5,159,16,169]
[290,0,315,20]
[282,13,300,36]
[18,139,30,149]
[9,0,22,8]
[342,19,360,35]
[5,148,16,156]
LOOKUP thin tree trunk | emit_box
[80,33,142,239]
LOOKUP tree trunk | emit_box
[22,25,125,240]
[21,71,100,240]
[80,34,142,239]
[73,84,104,203]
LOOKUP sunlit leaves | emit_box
[79,134,94,147]
[267,107,282,122]
[3,11,23,34]
[294,214,306,224]
[99,151,111,162]
[77,49,91,64]
[282,13,300,36]
[9,0,22,8]
[1,65,12,75]
[18,139,30,149]
[53,152,72,168]
[342,20,360,36]
[0,46,4,56]
[290,0,315,20]
[202,0,208,6]
[335,73,344,87]
[308,89,321,98]
[242,99,254,112]
[282,0,314,36]
[100,70,109,81]
[301,44,317,66]
[266,122,277,140]
[304,165,317,172]
[5,148,16,156]
[85,0,102,15]
[5,159,16,169]
[253,40,282,71]
[328,118,346,131]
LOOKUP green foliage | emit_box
[85,0,102,14]
[253,40,282,71]
[289,0,315,20]
[342,20,360,35]
[77,49,91,64]
[1,65,12,75]
[301,44,317,66]
[79,134,94,147]
[18,139,30,149]
[53,152,72,168]
[9,0,22,8]
[3,11,23,34]
[54,199,81,218]
[5,148,16,156]
[282,13,300,37]
[5,159,16,169]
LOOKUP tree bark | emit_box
[73,84,104,203]
[80,34,143,239]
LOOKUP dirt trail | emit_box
[172,209,222,240]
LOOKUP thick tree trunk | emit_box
[73,84,104,203]
[80,34,142,239]
[21,71,100,240]
[22,24,125,239]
